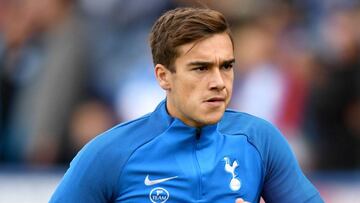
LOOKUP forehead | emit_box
[176,33,234,64]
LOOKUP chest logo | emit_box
[149,187,169,203]
[224,157,241,191]
[144,175,178,186]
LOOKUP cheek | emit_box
[178,83,201,111]
[225,75,234,102]
[227,81,233,95]
[226,74,234,91]
[175,78,198,98]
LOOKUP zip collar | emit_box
[152,99,220,147]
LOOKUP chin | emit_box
[204,119,220,126]
[202,112,224,125]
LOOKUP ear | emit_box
[154,64,172,91]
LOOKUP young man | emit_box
[50,7,323,203]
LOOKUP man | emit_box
[50,7,323,203]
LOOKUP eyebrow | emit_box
[187,58,235,67]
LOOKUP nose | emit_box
[209,68,225,91]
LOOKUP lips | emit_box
[205,97,225,102]
[204,97,226,108]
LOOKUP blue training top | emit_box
[50,100,323,203]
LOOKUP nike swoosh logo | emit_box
[144,175,178,186]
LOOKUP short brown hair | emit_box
[149,7,232,72]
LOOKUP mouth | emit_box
[204,97,226,107]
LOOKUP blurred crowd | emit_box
[0,0,359,172]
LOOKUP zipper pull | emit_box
[196,128,201,140]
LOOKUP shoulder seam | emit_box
[114,121,171,196]
[112,113,151,130]
[108,114,152,199]
[220,129,266,172]
[230,132,266,182]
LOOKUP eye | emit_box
[222,63,234,70]
[193,66,208,72]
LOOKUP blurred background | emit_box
[0,0,359,202]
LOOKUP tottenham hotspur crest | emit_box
[223,157,241,191]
